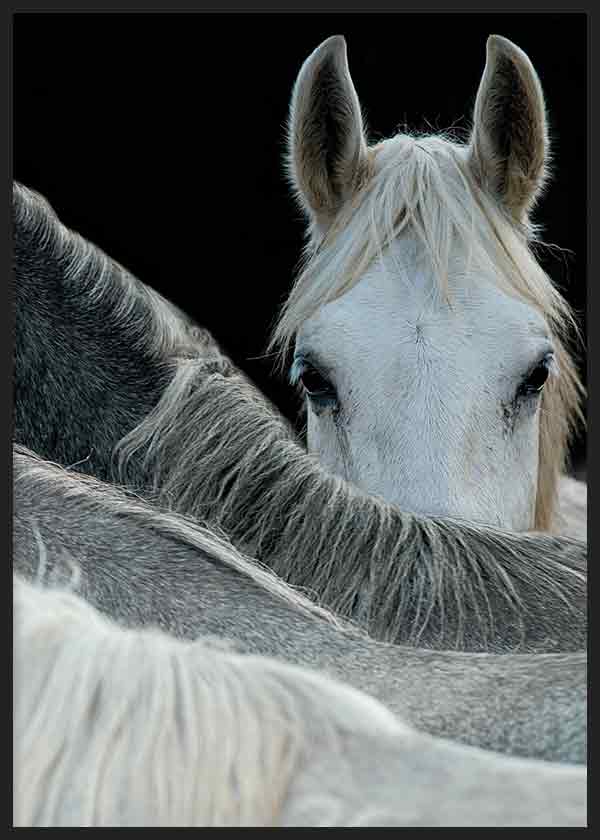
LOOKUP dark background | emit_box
[13,12,587,471]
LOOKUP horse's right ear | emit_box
[287,36,369,231]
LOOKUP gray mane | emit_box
[13,443,347,635]
[13,182,199,357]
[114,354,586,652]
[13,182,205,481]
[13,446,586,764]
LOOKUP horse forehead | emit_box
[301,260,549,367]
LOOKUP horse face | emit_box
[280,34,574,531]
[294,235,555,529]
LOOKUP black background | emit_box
[13,12,587,469]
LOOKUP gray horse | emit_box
[14,575,586,826]
[13,445,586,764]
[13,181,586,651]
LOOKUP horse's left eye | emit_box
[518,354,554,398]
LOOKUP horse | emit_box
[14,575,586,827]
[12,181,586,650]
[271,34,586,538]
[12,181,204,485]
[13,445,586,764]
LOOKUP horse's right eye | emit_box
[299,367,335,398]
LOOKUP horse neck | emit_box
[112,364,586,653]
[13,232,175,479]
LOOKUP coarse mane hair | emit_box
[113,354,586,650]
[13,181,204,360]
[269,132,585,530]
[13,444,346,633]
[13,575,402,827]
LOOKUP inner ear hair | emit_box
[469,35,549,223]
[287,35,369,229]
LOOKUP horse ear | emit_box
[287,35,369,230]
[468,35,549,222]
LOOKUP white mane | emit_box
[274,132,574,350]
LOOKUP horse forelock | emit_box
[268,133,585,529]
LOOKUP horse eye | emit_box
[299,366,336,398]
[518,354,554,398]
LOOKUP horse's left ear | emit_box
[468,35,550,223]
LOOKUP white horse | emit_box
[14,576,586,827]
[272,34,586,537]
